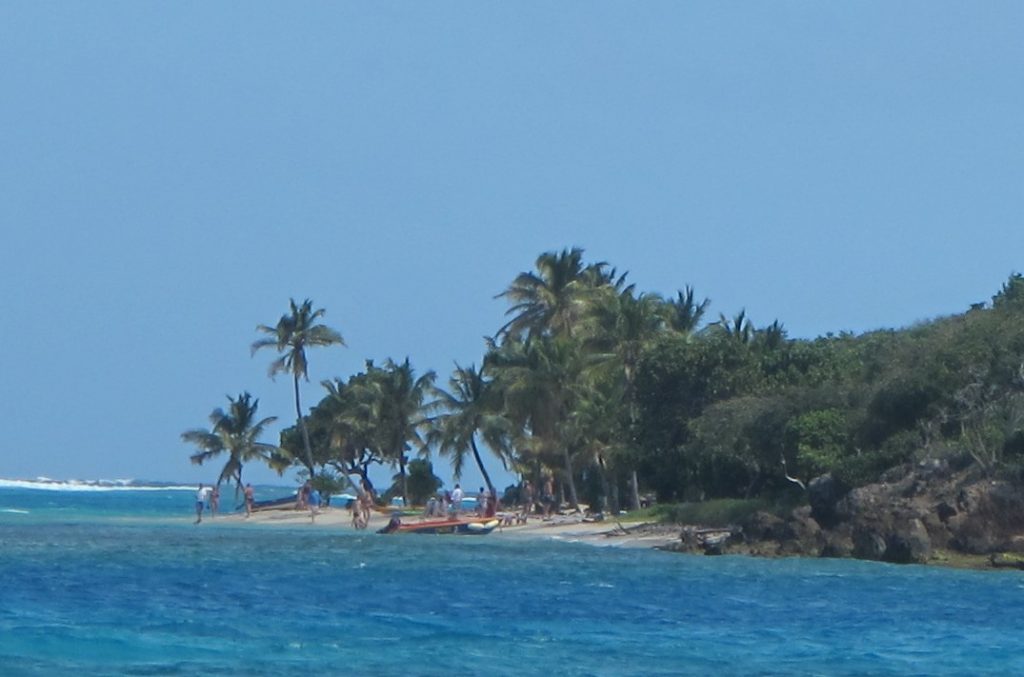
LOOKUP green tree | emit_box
[429,363,512,497]
[665,285,710,334]
[487,334,590,510]
[496,247,606,339]
[400,458,443,506]
[182,392,278,495]
[252,298,345,477]
[356,358,435,503]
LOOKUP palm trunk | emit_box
[597,454,612,514]
[630,469,641,511]
[399,455,409,506]
[470,436,495,497]
[294,374,316,477]
[561,446,580,512]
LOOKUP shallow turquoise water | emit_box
[2,485,1023,675]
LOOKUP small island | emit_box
[184,249,1024,569]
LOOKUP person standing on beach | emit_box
[308,486,321,522]
[244,483,254,518]
[479,487,491,516]
[451,484,464,517]
[522,480,534,518]
[542,477,555,519]
[297,481,311,510]
[209,485,219,517]
[194,483,208,524]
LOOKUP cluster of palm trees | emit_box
[183,248,741,510]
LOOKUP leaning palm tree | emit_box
[252,298,344,477]
[182,392,278,496]
[428,363,512,498]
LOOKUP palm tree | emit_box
[360,358,436,504]
[182,392,278,495]
[666,286,710,334]
[715,309,754,344]
[487,334,589,511]
[429,363,512,498]
[586,288,669,510]
[496,247,606,339]
[252,298,344,476]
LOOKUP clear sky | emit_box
[1,3,1021,489]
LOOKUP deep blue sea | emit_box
[2,481,1024,676]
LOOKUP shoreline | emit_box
[210,506,681,549]
[203,505,1015,570]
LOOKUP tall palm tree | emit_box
[496,247,606,339]
[252,298,344,476]
[182,392,278,495]
[586,287,669,510]
[429,363,512,497]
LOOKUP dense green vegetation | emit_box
[184,251,1024,512]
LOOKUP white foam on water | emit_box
[0,478,195,492]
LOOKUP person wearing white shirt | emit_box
[451,484,464,517]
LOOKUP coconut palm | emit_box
[715,309,754,344]
[666,286,710,334]
[252,298,344,476]
[486,334,590,511]
[496,247,607,339]
[360,358,436,504]
[428,363,512,497]
[585,288,669,509]
[182,392,278,495]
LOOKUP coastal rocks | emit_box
[679,526,739,555]
[946,480,1024,554]
[807,474,848,528]
[739,511,786,542]
[820,527,854,558]
[885,518,932,564]
[780,507,823,556]
[670,464,1024,567]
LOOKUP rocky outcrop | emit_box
[675,459,1024,567]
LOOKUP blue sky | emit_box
[1,3,1022,489]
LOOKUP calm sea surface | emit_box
[2,483,1023,676]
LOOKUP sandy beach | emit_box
[218,504,681,549]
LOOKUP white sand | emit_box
[213,505,680,549]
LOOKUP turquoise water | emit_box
[2,484,1024,675]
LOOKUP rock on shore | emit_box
[668,460,1024,566]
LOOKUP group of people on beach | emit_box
[519,477,557,518]
[192,475,561,526]
[194,482,253,524]
[421,483,500,520]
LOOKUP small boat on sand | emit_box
[383,517,500,535]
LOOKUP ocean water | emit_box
[2,483,1024,675]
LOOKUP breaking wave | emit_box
[0,477,195,492]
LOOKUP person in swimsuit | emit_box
[244,483,254,518]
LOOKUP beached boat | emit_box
[386,517,500,535]
[249,494,297,511]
